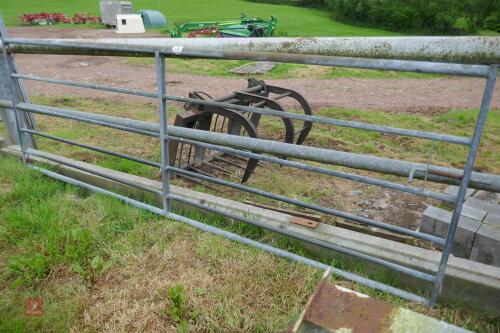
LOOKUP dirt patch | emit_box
[8,27,500,113]
[60,56,111,69]
[0,180,13,195]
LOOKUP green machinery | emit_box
[168,14,277,38]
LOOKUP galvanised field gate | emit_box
[1,16,499,306]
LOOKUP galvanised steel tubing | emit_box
[7,101,500,193]
[21,124,455,204]
[26,148,163,196]
[15,104,449,242]
[170,136,455,203]
[169,193,436,283]
[169,165,446,244]
[12,73,472,145]
[167,95,471,145]
[21,128,161,168]
[430,65,499,306]
[165,125,499,192]
[28,36,499,64]
[30,165,165,214]
[12,73,157,99]
[29,164,429,305]
[155,52,171,213]
[0,21,28,163]
[3,101,158,137]
[3,38,491,77]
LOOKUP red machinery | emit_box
[72,13,101,24]
[19,13,101,25]
[19,13,71,25]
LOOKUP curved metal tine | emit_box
[267,84,313,145]
[234,91,295,145]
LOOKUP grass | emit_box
[1,156,499,332]
[0,156,322,332]
[0,0,398,37]
[127,57,438,79]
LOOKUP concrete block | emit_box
[444,186,476,200]
[472,190,500,205]
[443,186,476,208]
[460,204,487,222]
[420,206,481,258]
[472,219,500,258]
[484,213,500,227]
[464,197,500,216]
[470,247,500,267]
[420,206,451,236]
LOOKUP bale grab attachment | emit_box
[169,78,313,183]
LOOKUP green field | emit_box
[0,0,397,36]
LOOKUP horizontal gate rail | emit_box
[22,128,161,168]
[3,36,500,63]
[1,17,498,307]
[2,38,494,77]
[15,103,447,243]
[5,100,499,192]
[11,74,472,145]
[20,125,456,203]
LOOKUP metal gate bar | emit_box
[5,100,499,192]
[430,64,498,301]
[3,38,494,77]
[12,73,472,145]
[9,103,453,243]
[1,16,498,306]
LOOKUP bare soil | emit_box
[9,27,500,113]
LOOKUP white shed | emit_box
[115,14,145,33]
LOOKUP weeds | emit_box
[163,284,197,332]
[7,254,48,288]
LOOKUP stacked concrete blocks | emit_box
[421,186,500,267]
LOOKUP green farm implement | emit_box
[169,14,277,38]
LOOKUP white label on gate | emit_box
[172,46,183,55]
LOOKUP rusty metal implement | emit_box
[168,78,313,183]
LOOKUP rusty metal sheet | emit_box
[291,217,319,229]
[301,282,395,333]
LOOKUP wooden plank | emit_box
[334,220,414,245]
[243,200,322,221]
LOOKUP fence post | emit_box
[0,15,36,154]
[155,51,171,213]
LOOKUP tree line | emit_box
[247,0,500,34]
